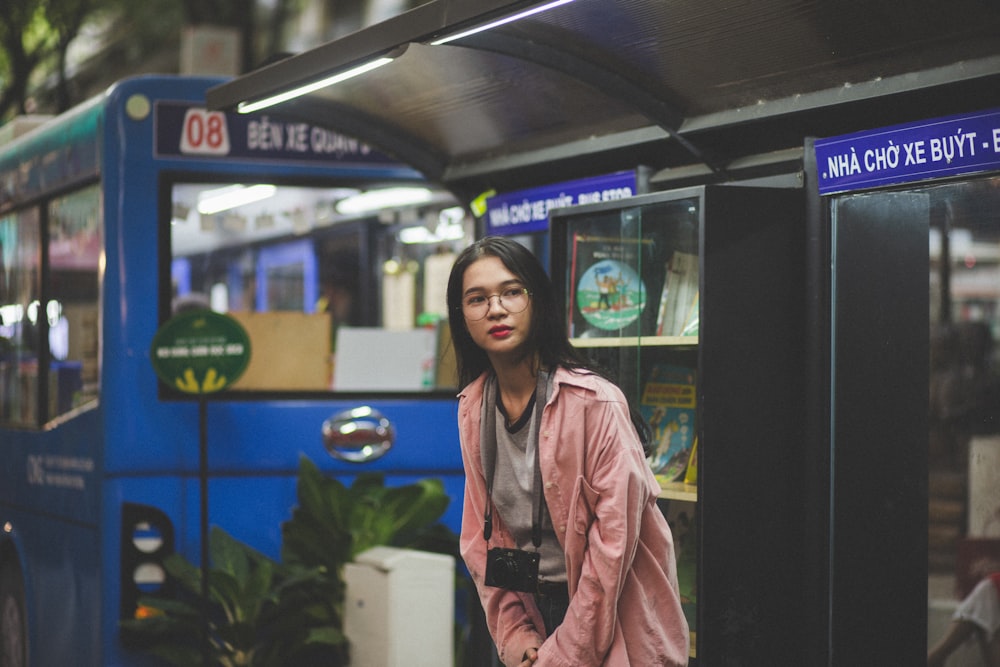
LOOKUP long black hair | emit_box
[446,236,592,388]
[446,237,652,453]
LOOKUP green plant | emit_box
[121,455,457,666]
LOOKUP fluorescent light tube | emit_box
[197,184,277,215]
[237,54,399,114]
[335,187,433,214]
[430,0,576,45]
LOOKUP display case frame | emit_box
[549,184,810,665]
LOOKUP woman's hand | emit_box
[517,647,539,666]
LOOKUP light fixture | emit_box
[171,202,191,221]
[399,206,467,244]
[335,187,433,215]
[237,48,407,114]
[430,0,577,45]
[197,184,277,215]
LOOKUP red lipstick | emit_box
[488,325,512,338]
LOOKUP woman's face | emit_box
[460,255,534,363]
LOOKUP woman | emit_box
[447,237,689,666]
[928,571,1000,667]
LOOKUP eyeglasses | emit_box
[462,287,532,320]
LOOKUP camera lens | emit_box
[493,552,516,586]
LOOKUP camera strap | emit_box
[481,370,548,549]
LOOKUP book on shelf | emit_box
[678,291,699,337]
[663,501,698,634]
[683,436,698,485]
[655,250,699,337]
[567,233,653,338]
[639,364,697,481]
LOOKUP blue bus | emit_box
[0,75,468,666]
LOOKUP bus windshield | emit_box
[168,179,465,393]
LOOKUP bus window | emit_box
[48,186,101,419]
[169,180,469,392]
[0,208,41,427]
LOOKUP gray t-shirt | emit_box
[492,376,567,583]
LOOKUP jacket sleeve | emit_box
[539,392,651,666]
[457,395,546,666]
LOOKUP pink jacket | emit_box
[458,368,690,666]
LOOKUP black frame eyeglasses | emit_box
[461,287,532,320]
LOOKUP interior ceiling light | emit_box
[430,0,577,45]
[237,47,407,114]
[197,184,277,215]
[399,217,466,245]
[335,187,434,215]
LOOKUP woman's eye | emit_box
[466,296,486,306]
[503,288,523,298]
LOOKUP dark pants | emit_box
[534,583,570,636]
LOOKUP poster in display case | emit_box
[557,197,699,341]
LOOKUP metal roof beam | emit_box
[278,97,451,183]
[457,30,726,174]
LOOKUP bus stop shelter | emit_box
[207,1,1000,664]
[207,0,1000,200]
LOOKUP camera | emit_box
[484,547,540,593]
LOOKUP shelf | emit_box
[658,481,698,502]
[570,335,698,348]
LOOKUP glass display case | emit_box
[549,184,808,665]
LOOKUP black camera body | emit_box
[484,547,540,593]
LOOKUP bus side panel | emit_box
[0,410,102,524]
[4,504,101,667]
[205,399,462,474]
[0,410,103,666]
[101,396,463,503]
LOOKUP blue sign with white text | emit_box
[485,171,637,235]
[154,101,399,166]
[815,107,1000,195]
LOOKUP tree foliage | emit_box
[44,0,94,111]
[0,0,420,123]
[0,0,53,119]
[0,0,120,120]
[0,0,248,122]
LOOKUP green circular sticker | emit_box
[150,311,251,394]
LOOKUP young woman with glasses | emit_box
[446,236,689,666]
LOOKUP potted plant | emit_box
[121,455,458,666]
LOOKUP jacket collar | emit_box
[458,366,598,406]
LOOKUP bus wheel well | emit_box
[0,547,29,667]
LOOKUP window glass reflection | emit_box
[0,208,41,426]
[48,186,102,419]
[927,176,1000,578]
[169,182,468,392]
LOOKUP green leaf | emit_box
[306,625,346,645]
[210,526,255,580]
[163,552,202,594]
